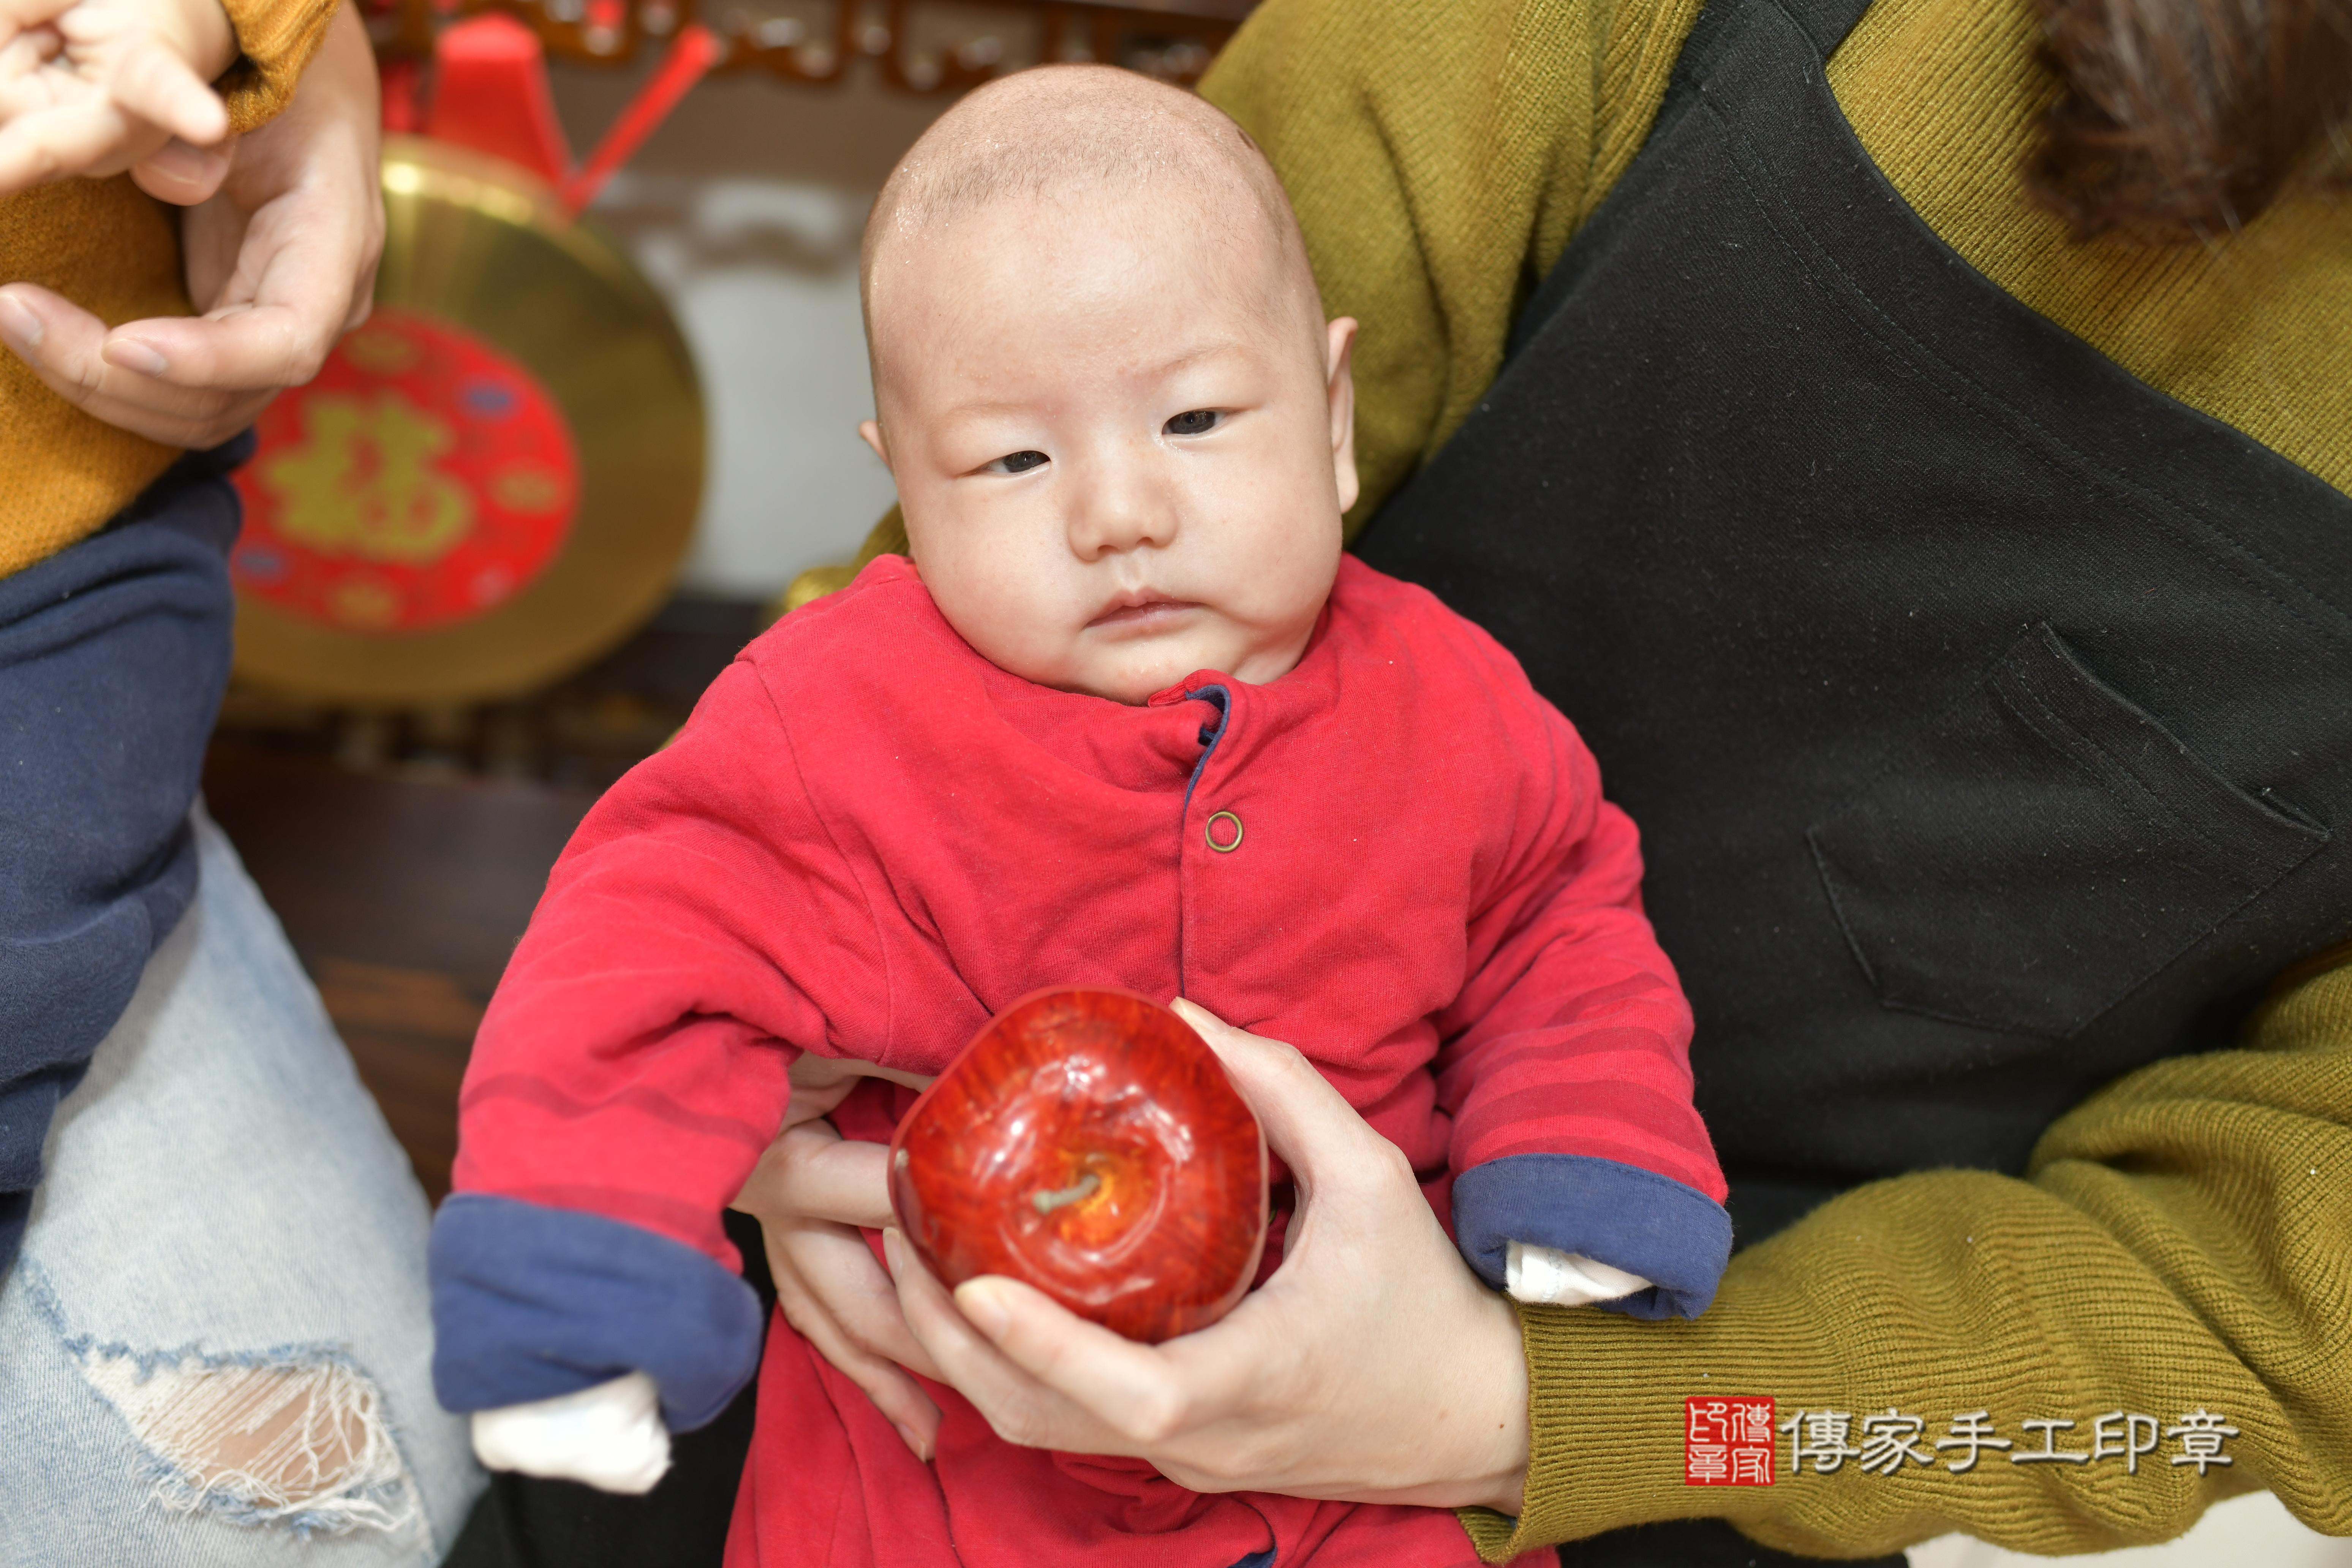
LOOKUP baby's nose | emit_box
[1067,458,1178,558]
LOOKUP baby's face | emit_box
[863,191,1356,705]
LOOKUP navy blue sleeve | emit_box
[0,435,251,1286]
[429,1193,764,1431]
[1451,1152,1732,1320]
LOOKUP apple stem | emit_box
[1031,1172,1102,1215]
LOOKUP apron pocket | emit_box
[1808,624,2327,1038]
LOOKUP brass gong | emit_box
[228,134,703,705]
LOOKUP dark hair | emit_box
[2027,0,2352,239]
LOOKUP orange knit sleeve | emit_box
[215,0,341,134]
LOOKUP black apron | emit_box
[1355,0,2352,1562]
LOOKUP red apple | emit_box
[889,988,1268,1344]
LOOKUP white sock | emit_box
[1505,1242,1652,1307]
[471,1371,673,1495]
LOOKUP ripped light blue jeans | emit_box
[0,809,484,1565]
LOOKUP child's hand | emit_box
[0,0,235,196]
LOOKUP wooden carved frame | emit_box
[365,0,1252,90]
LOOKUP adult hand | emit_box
[885,998,1532,1514]
[730,1055,944,1460]
[0,0,379,448]
[0,0,234,195]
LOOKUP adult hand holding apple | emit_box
[735,990,1272,1454]
[738,999,1532,1511]
[889,998,1532,1513]
[890,989,1268,1344]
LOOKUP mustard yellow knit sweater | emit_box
[797,2,2351,1557]
[0,0,338,580]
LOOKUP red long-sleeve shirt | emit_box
[432,553,1728,1567]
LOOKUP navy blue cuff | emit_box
[1452,1154,1732,1320]
[429,1193,763,1430]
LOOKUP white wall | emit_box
[549,61,948,599]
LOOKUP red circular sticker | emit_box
[231,308,579,633]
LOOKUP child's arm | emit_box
[1435,658,1732,1320]
[430,656,892,1487]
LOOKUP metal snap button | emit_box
[1205,810,1243,853]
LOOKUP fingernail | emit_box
[893,1421,930,1460]
[105,338,168,376]
[881,1227,905,1273]
[955,1279,1010,1340]
[0,294,41,350]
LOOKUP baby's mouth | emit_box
[1087,595,1198,631]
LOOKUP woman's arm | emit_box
[746,950,2351,1552]
[1465,946,2352,1560]
[904,957,2352,1561]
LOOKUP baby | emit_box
[430,65,1731,1568]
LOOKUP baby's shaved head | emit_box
[861,65,1322,379]
[847,65,1357,710]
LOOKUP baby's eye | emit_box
[1164,409,1221,437]
[982,450,1050,475]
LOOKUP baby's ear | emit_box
[1325,318,1359,515]
[859,419,891,468]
